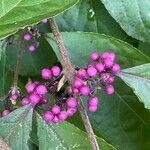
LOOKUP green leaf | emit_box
[56,0,127,40]
[87,81,150,150]
[117,63,150,109]
[47,32,150,68]
[46,32,150,149]
[0,0,79,40]
[5,36,57,76]
[0,41,13,98]
[0,105,33,150]
[139,42,150,57]
[36,113,115,150]
[101,0,150,42]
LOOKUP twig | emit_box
[12,35,24,88]
[49,17,99,150]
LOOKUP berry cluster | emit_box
[43,97,77,123]
[23,33,37,53]
[1,50,120,124]
[21,65,61,107]
[69,51,120,112]
[23,18,48,53]
[41,66,78,123]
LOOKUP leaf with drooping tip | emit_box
[117,63,150,109]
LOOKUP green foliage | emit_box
[47,32,150,150]
[118,63,150,109]
[101,0,150,42]
[0,0,79,40]
[36,113,115,150]
[0,105,33,150]
[0,0,150,150]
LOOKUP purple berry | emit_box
[88,105,98,112]
[109,52,116,61]
[104,85,114,94]
[51,66,61,76]
[26,82,36,93]
[103,58,113,68]
[111,64,120,73]
[72,78,83,88]
[80,85,90,96]
[2,110,10,117]
[36,85,47,95]
[58,111,68,121]
[28,44,36,52]
[67,107,77,117]
[87,63,95,68]
[41,68,52,79]
[43,111,54,122]
[101,52,110,59]
[100,73,111,83]
[11,94,18,101]
[77,69,87,79]
[95,62,104,73]
[72,88,79,94]
[40,97,48,105]
[29,94,40,106]
[87,66,97,77]
[21,97,30,106]
[51,105,61,115]
[42,19,48,24]
[107,76,115,83]
[52,116,60,123]
[90,51,99,60]
[88,97,99,106]
[66,97,77,108]
[23,33,32,41]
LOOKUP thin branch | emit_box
[49,17,100,150]
[12,35,24,88]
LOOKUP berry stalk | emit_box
[49,17,100,150]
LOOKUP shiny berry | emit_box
[51,66,61,76]
[29,94,40,106]
[28,44,36,52]
[109,52,116,61]
[103,58,113,68]
[26,82,36,93]
[41,68,52,79]
[43,111,54,122]
[104,85,114,94]
[88,105,98,112]
[36,85,47,95]
[21,97,30,106]
[88,97,99,106]
[2,110,10,117]
[23,33,32,41]
[51,105,61,115]
[90,51,99,60]
[66,97,77,108]
[40,97,48,105]
[101,52,110,59]
[67,107,77,117]
[72,78,83,88]
[11,94,18,101]
[80,85,90,96]
[95,62,104,73]
[52,116,60,123]
[112,64,120,73]
[87,66,97,77]
[42,19,48,24]
[58,111,68,121]
[77,69,87,79]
